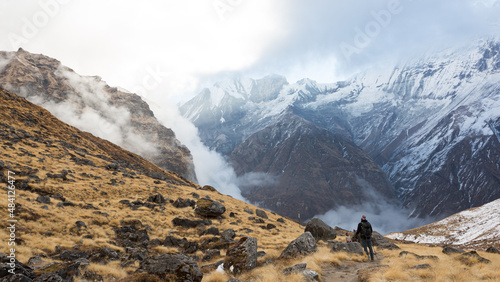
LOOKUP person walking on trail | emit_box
[356,215,374,261]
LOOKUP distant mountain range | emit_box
[180,40,500,220]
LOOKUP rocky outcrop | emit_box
[305,218,337,242]
[279,232,317,259]
[194,198,226,217]
[138,254,203,282]
[330,241,364,255]
[0,49,196,181]
[223,237,258,274]
[442,246,465,254]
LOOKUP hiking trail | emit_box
[321,254,385,282]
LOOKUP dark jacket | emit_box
[356,219,373,239]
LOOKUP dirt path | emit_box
[321,254,385,282]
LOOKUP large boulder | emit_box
[486,246,500,254]
[304,218,336,242]
[0,253,35,280]
[224,237,258,274]
[195,199,226,217]
[279,232,317,259]
[330,241,364,255]
[139,254,202,282]
[371,232,400,250]
[172,218,212,228]
[459,251,491,265]
[442,246,465,254]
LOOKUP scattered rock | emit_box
[202,249,221,262]
[82,270,104,282]
[243,209,254,215]
[399,251,439,261]
[58,250,89,261]
[279,232,317,259]
[442,246,465,254]
[283,263,307,275]
[36,261,81,281]
[255,209,268,219]
[330,241,364,255]
[147,194,166,204]
[200,185,216,192]
[75,221,87,230]
[200,227,219,236]
[486,246,500,254]
[229,212,236,217]
[138,254,202,282]
[277,218,285,223]
[115,221,150,248]
[370,232,400,250]
[224,237,258,274]
[0,253,35,280]
[172,218,212,229]
[221,229,236,242]
[303,269,320,281]
[27,256,46,269]
[194,198,226,217]
[36,196,51,204]
[410,264,432,270]
[173,198,195,208]
[459,251,491,265]
[163,235,186,248]
[304,218,337,242]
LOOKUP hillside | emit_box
[0,88,307,281]
[386,198,500,251]
[0,49,196,181]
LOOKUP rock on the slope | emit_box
[486,246,500,254]
[194,198,226,217]
[459,251,491,265]
[283,263,307,275]
[305,218,337,242]
[279,232,318,259]
[442,246,465,254]
[224,237,258,274]
[330,241,364,255]
[138,254,202,282]
[255,209,268,219]
[370,232,400,250]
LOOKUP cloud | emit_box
[148,100,245,200]
[314,176,436,235]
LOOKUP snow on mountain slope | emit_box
[386,198,500,250]
[181,39,500,220]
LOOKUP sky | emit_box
[1,0,500,231]
[1,0,499,105]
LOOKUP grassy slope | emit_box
[1,89,499,281]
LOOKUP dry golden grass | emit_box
[86,261,130,280]
[2,90,499,282]
[370,243,500,281]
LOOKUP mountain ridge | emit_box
[0,48,197,181]
[181,39,500,220]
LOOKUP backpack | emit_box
[360,221,372,239]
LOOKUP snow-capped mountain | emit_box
[386,198,500,250]
[181,40,500,220]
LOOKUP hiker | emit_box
[356,215,374,261]
[345,232,351,243]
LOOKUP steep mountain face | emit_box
[0,48,196,181]
[230,110,396,220]
[181,40,500,220]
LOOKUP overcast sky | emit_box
[1,0,499,105]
